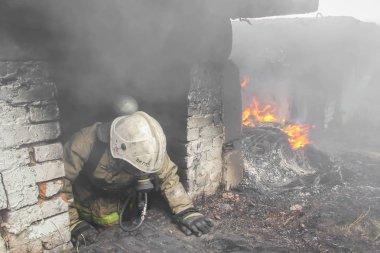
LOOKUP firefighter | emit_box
[63,111,213,247]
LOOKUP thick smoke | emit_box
[232,17,380,145]
[1,0,233,140]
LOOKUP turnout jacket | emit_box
[63,123,194,225]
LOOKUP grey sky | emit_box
[319,0,380,23]
[260,0,380,24]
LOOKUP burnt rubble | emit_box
[201,131,380,252]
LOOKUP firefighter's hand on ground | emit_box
[70,220,98,247]
[175,208,214,237]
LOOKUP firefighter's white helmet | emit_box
[110,111,166,173]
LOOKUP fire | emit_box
[251,100,279,122]
[242,108,255,127]
[241,77,312,150]
[282,124,312,150]
[243,98,282,124]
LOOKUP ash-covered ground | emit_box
[77,128,380,253]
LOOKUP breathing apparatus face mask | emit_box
[116,159,155,193]
[116,159,145,177]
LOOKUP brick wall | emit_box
[0,61,70,252]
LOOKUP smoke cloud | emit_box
[232,17,380,145]
[1,0,232,139]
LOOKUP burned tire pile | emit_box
[241,126,341,193]
[215,126,380,252]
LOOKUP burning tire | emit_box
[241,126,323,192]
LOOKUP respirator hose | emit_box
[119,192,148,232]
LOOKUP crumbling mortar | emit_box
[0,85,57,107]
[28,149,37,166]
[1,77,47,91]
[0,172,9,211]
[28,145,63,165]
[0,143,62,175]
[37,179,64,200]
[13,83,57,106]
[28,104,60,124]
[6,138,61,152]
[29,100,57,106]
[2,195,68,234]
[28,118,61,125]
[1,159,64,210]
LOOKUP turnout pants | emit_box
[72,174,132,227]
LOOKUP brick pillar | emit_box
[186,62,225,197]
[0,62,71,252]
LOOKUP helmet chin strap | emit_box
[119,174,155,232]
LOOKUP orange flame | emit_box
[251,100,279,122]
[242,97,284,126]
[241,78,312,150]
[281,124,312,150]
[242,108,255,127]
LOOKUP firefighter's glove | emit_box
[175,208,214,237]
[70,221,98,247]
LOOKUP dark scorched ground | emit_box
[75,129,380,253]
